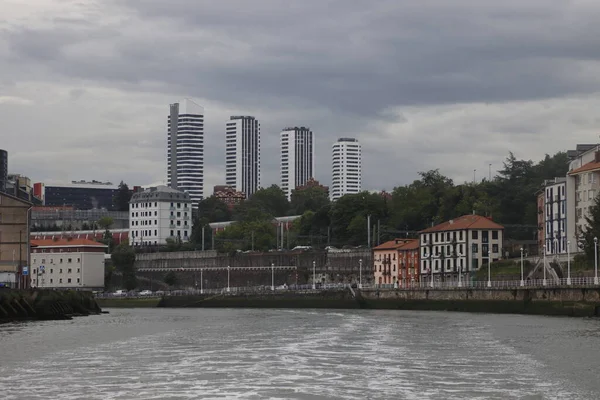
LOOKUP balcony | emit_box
[170,206,175,211]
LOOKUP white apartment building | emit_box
[167,99,204,205]
[129,186,193,246]
[566,145,600,252]
[544,178,567,255]
[30,238,107,290]
[419,215,504,282]
[331,138,361,201]
[225,116,260,197]
[280,127,315,200]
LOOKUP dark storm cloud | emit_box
[4,0,600,190]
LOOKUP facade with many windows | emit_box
[419,215,504,283]
[330,138,361,201]
[129,186,193,246]
[373,238,419,287]
[225,116,261,197]
[543,178,567,255]
[280,127,315,200]
[30,238,106,290]
[167,99,204,205]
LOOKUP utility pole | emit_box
[377,219,381,245]
[367,214,371,248]
[202,226,205,251]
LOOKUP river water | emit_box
[0,309,599,399]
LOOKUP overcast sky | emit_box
[3,0,600,193]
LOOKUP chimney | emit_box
[449,219,454,225]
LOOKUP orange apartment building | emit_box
[373,238,419,287]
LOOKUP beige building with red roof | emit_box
[30,238,107,290]
[419,215,504,284]
[566,147,600,252]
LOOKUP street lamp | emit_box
[487,250,491,288]
[458,264,462,288]
[595,237,599,285]
[200,268,204,294]
[520,247,524,287]
[359,259,363,289]
[567,240,571,285]
[543,245,547,286]
[271,262,275,291]
[227,265,231,293]
[312,261,316,290]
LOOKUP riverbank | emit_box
[0,289,102,323]
[151,287,600,317]
[96,297,161,308]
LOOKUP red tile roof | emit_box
[373,238,417,251]
[419,215,504,233]
[568,161,600,175]
[398,240,419,250]
[31,238,107,247]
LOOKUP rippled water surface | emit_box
[1,308,600,399]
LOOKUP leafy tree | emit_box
[113,181,132,211]
[163,271,178,287]
[111,243,137,290]
[234,185,289,220]
[290,184,330,215]
[329,192,388,246]
[583,195,600,263]
[97,216,114,230]
[197,196,232,222]
[214,220,276,252]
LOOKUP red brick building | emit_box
[213,185,245,210]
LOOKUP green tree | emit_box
[97,216,114,230]
[290,184,330,215]
[111,243,137,290]
[113,181,132,211]
[329,192,388,246]
[234,185,289,221]
[197,196,232,222]
[214,220,276,252]
[163,270,178,287]
[583,195,600,262]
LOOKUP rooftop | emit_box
[172,98,204,115]
[419,215,504,233]
[373,238,418,251]
[130,185,192,203]
[31,238,107,248]
[568,160,600,175]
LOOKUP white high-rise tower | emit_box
[167,99,204,205]
[280,127,314,200]
[225,116,261,197]
[331,138,361,201]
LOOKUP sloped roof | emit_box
[373,238,417,251]
[398,240,419,250]
[31,238,107,248]
[568,161,600,175]
[419,215,504,233]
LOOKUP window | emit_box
[68,278,71,283]
[77,258,80,263]
[492,230,499,240]
[68,268,72,273]
[77,278,80,283]
[177,212,181,217]
[492,244,499,253]
[60,258,63,263]
[170,230,174,236]
[59,278,63,283]
[68,258,72,263]
[459,231,463,241]
[472,231,478,240]
[184,230,188,237]
[42,259,46,264]
[50,279,53,283]
[50,269,53,274]
[77,268,80,273]
[60,269,63,273]
[472,244,478,254]
[155,230,157,236]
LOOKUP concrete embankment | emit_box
[156,287,600,317]
[0,289,102,323]
[96,297,161,308]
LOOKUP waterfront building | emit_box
[566,145,600,252]
[419,215,504,284]
[330,138,361,201]
[280,127,315,200]
[213,185,245,210]
[536,189,545,255]
[40,180,119,210]
[225,116,261,197]
[167,99,204,205]
[0,191,32,288]
[30,238,106,290]
[129,185,193,246]
[373,238,418,287]
[543,178,567,255]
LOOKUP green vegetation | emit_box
[111,243,137,290]
[113,181,132,211]
[163,271,178,287]
[474,259,533,280]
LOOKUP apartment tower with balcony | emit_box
[331,138,361,201]
[225,116,261,197]
[280,127,315,200]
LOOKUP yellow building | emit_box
[0,191,32,288]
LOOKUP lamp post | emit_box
[520,247,524,287]
[227,265,231,293]
[271,262,275,291]
[595,237,599,285]
[312,261,316,290]
[359,259,363,289]
[543,245,547,286]
[487,250,491,288]
[200,269,204,294]
[458,264,462,288]
[567,241,571,285]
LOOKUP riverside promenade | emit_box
[96,278,600,317]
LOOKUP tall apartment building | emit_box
[331,138,361,201]
[280,127,315,200]
[167,99,204,205]
[225,116,260,197]
[543,178,567,255]
[0,149,7,193]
